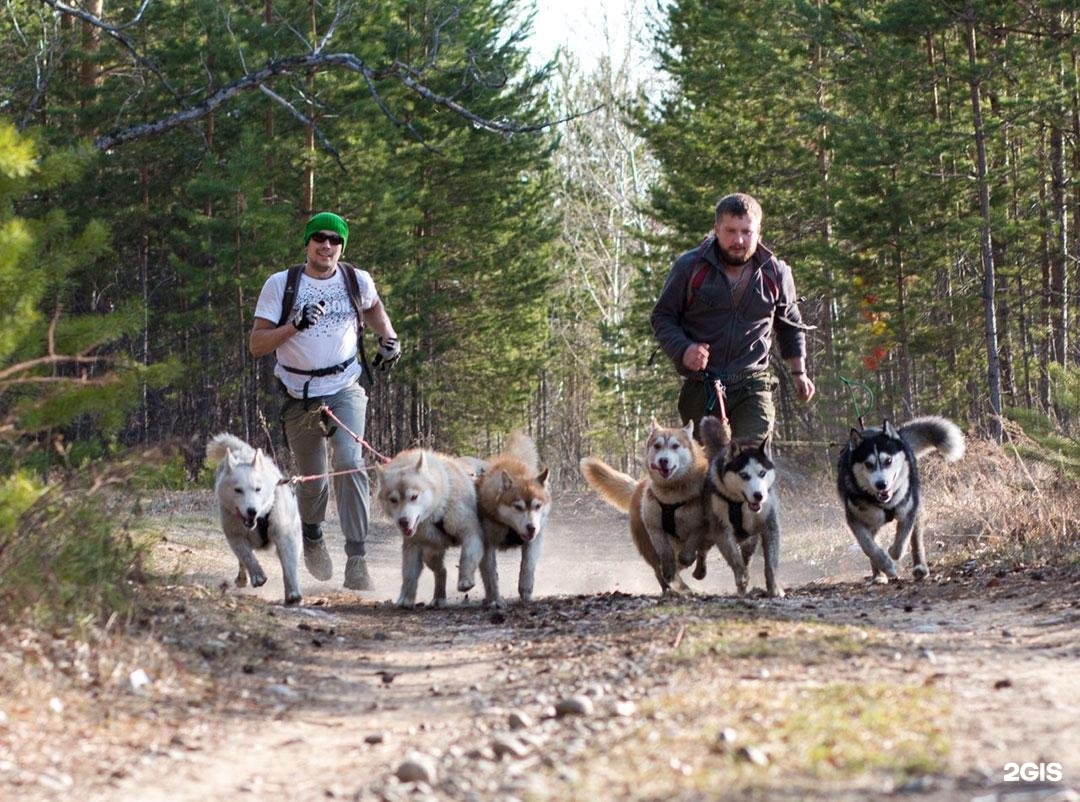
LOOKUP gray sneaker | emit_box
[302,528,334,581]
[343,556,373,591]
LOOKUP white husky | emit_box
[375,448,485,608]
[206,433,302,605]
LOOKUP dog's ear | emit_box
[226,448,240,469]
[499,470,513,492]
[759,436,772,460]
[726,439,741,461]
[415,451,427,471]
[683,418,695,439]
[883,420,900,439]
[536,467,550,487]
[650,416,661,433]
[849,428,864,448]
[251,448,264,468]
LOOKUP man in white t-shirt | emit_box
[250,212,401,591]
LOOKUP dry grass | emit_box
[926,434,1080,567]
[551,614,949,802]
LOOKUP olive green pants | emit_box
[678,372,776,444]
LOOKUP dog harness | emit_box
[647,489,688,537]
[432,519,462,545]
[255,513,271,548]
[709,486,755,542]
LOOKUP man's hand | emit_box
[681,342,710,373]
[372,336,401,372]
[795,374,816,402]
[292,300,326,331]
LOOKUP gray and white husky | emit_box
[691,416,784,598]
[375,448,484,608]
[206,433,302,605]
[837,416,965,583]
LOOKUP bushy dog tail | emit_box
[206,432,254,463]
[503,430,540,472]
[579,457,637,513]
[900,416,965,462]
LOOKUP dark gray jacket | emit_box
[650,236,807,379]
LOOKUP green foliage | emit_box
[0,482,146,628]
[1005,404,1080,480]
[0,470,45,536]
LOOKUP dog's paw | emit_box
[692,561,707,581]
[431,597,447,609]
[250,572,268,588]
[284,593,302,606]
[394,596,416,609]
[913,564,929,580]
[457,578,475,593]
[871,571,889,585]
[767,586,786,599]
[235,571,248,588]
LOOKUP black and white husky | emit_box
[837,416,965,583]
[690,416,784,598]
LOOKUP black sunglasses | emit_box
[310,231,344,246]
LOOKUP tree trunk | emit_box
[964,4,1003,441]
[304,0,317,214]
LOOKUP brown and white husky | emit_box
[580,419,710,594]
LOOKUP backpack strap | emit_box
[276,264,306,327]
[685,236,714,309]
[339,263,374,389]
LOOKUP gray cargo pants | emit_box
[281,380,370,558]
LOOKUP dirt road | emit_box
[2,486,1077,801]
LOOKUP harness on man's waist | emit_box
[280,354,357,406]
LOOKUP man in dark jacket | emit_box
[651,193,814,442]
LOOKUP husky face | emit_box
[378,452,438,538]
[646,418,697,480]
[717,439,776,513]
[849,424,910,504]
[222,448,278,529]
[493,468,551,542]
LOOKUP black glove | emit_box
[372,336,401,372]
[292,300,326,331]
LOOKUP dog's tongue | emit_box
[747,501,763,513]
[877,490,891,502]
[651,464,671,479]
[235,509,256,528]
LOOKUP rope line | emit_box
[318,404,392,463]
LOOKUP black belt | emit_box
[280,355,357,406]
[280,354,356,378]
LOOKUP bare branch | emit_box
[95,50,598,151]
[42,0,152,31]
[38,0,182,102]
[257,84,346,171]
[0,354,111,383]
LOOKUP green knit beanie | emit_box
[303,212,349,253]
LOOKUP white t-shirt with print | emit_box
[254,265,380,399]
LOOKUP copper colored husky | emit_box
[580,419,710,593]
[476,431,551,606]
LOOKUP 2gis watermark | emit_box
[1003,762,1064,783]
